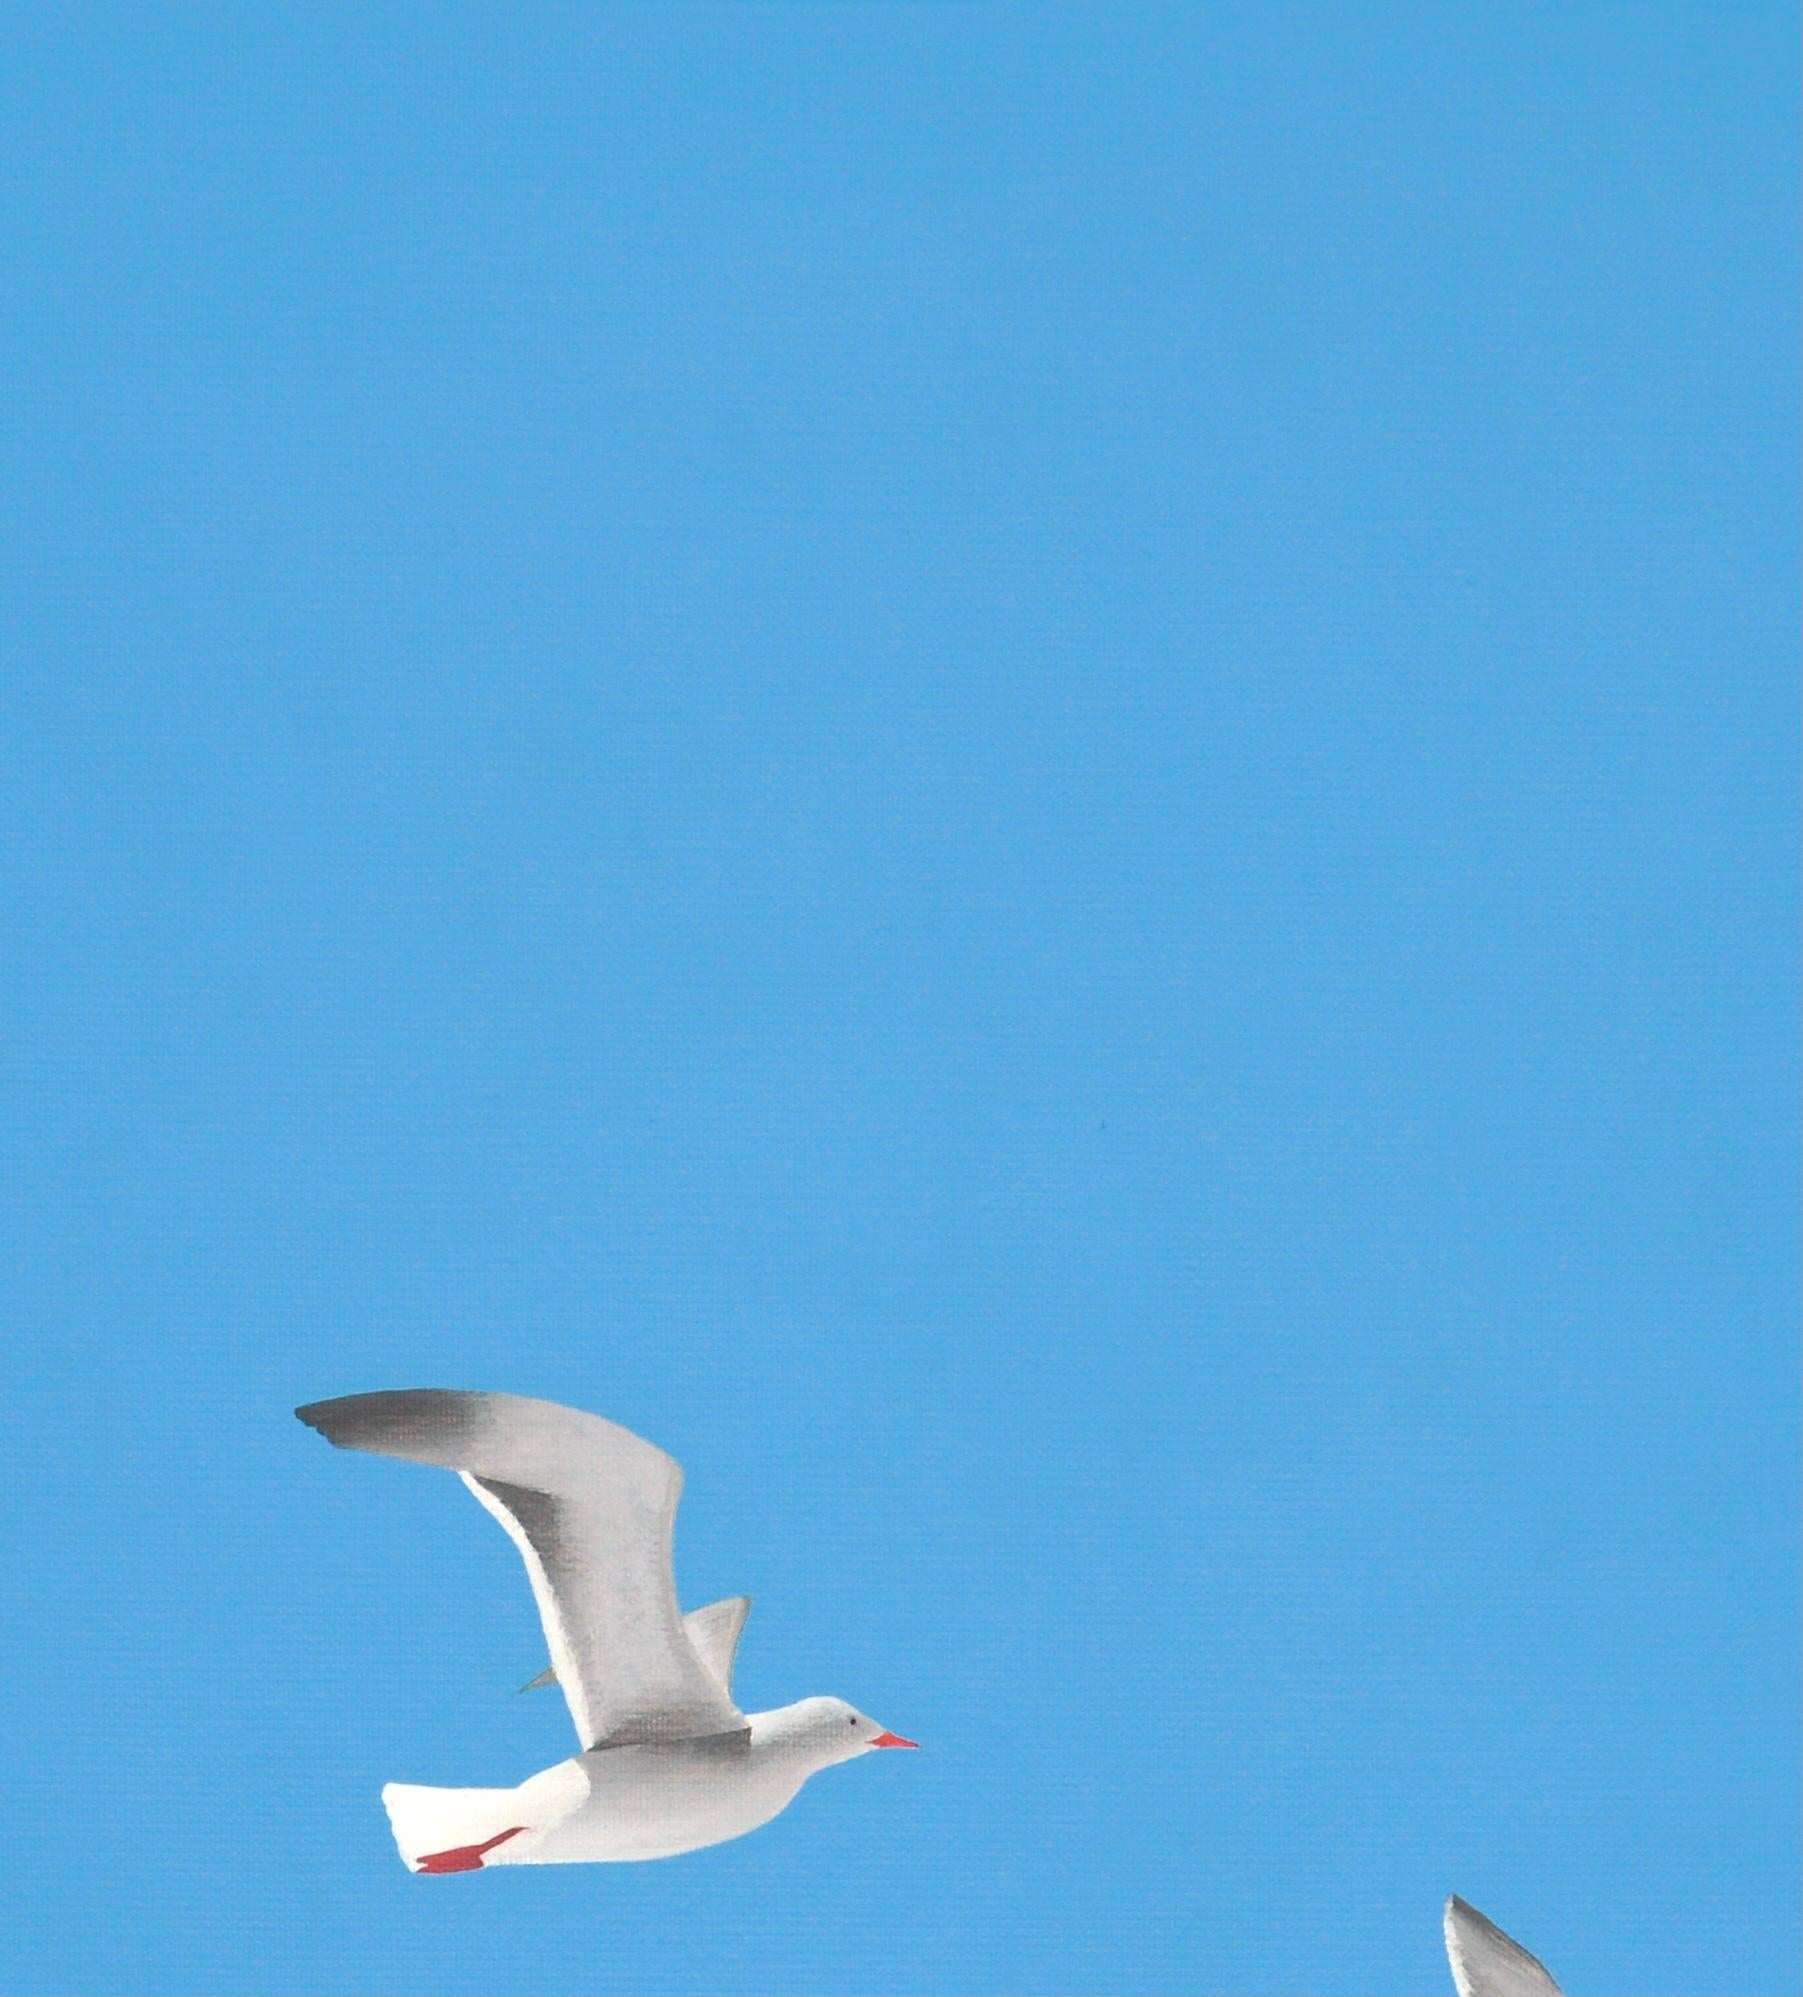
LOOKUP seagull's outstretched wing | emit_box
[1444,1897,1563,1997]
[296,1389,744,1752]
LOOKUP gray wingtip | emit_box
[295,1392,386,1442]
[292,1388,485,1450]
[294,1398,350,1444]
[295,1394,397,1448]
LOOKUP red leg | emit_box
[416,1825,529,1874]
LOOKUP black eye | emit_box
[848,1716,857,1726]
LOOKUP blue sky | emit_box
[1,7,1796,1994]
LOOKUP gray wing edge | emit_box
[1444,1897,1563,1997]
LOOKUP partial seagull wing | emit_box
[296,1389,743,1751]
[682,1595,751,1695]
[1444,1898,1563,1997]
[522,1594,750,1699]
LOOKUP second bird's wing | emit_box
[1444,1898,1562,1997]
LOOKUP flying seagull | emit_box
[296,1389,917,1872]
[1444,1896,1563,1997]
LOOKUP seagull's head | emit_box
[771,1696,919,1767]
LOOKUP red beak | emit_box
[869,1731,919,1750]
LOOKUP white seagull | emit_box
[297,1389,917,1873]
[1444,1896,1563,1997]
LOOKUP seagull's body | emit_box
[297,1390,915,1873]
[384,1701,883,1870]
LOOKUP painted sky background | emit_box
[2,7,1796,1995]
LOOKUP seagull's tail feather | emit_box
[380,1762,588,1874]
[381,1783,529,1873]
